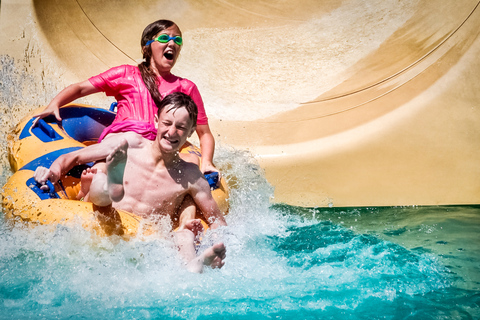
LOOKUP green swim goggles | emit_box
[146,34,183,46]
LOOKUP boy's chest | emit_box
[122,163,188,210]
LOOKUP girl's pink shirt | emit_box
[88,65,208,141]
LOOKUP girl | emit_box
[33,19,218,176]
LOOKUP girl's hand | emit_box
[201,161,219,175]
[32,80,99,127]
[32,105,61,127]
[201,161,222,187]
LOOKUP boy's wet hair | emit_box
[138,19,180,108]
[158,92,198,127]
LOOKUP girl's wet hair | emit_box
[138,19,180,108]
[158,92,198,127]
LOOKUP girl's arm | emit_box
[33,80,100,125]
[196,124,218,174]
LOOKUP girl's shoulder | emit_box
[175,75,198,91]
[167,73,195,85]
[98,64,139,78]
[120,64,141,74]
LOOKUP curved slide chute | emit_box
[1,0,479,206]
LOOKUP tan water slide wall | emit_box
[1,0,479,207]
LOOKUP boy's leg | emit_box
[174,229,226,273]
[175,195,197,230]
[106,139,128,202]
[201,242,227,269]
[86,139,128,206]
[77,163,107,200]
[175,229,201,272]
[77,167,98,200]
[87,171,111,206]
[183,219,204,239]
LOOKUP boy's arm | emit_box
[190,173,227,229]
[34,152,77,185]
[33,138,121,185]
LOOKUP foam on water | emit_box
[1,146,479,319]
[3,194,479,319]
[2,190,480,318]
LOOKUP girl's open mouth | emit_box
[164,50,174,61]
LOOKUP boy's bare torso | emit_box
[110,134,203,220]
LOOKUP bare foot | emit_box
[178,231,226,273]
[106,139,128,202]
[184,219,204,239]
[77,167,97,200]
[201,242,226,269]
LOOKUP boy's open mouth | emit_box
[164,136,179,144]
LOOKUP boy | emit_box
[35,92,227,273]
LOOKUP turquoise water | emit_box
[1,55,480,319]
[1,147,479,319]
